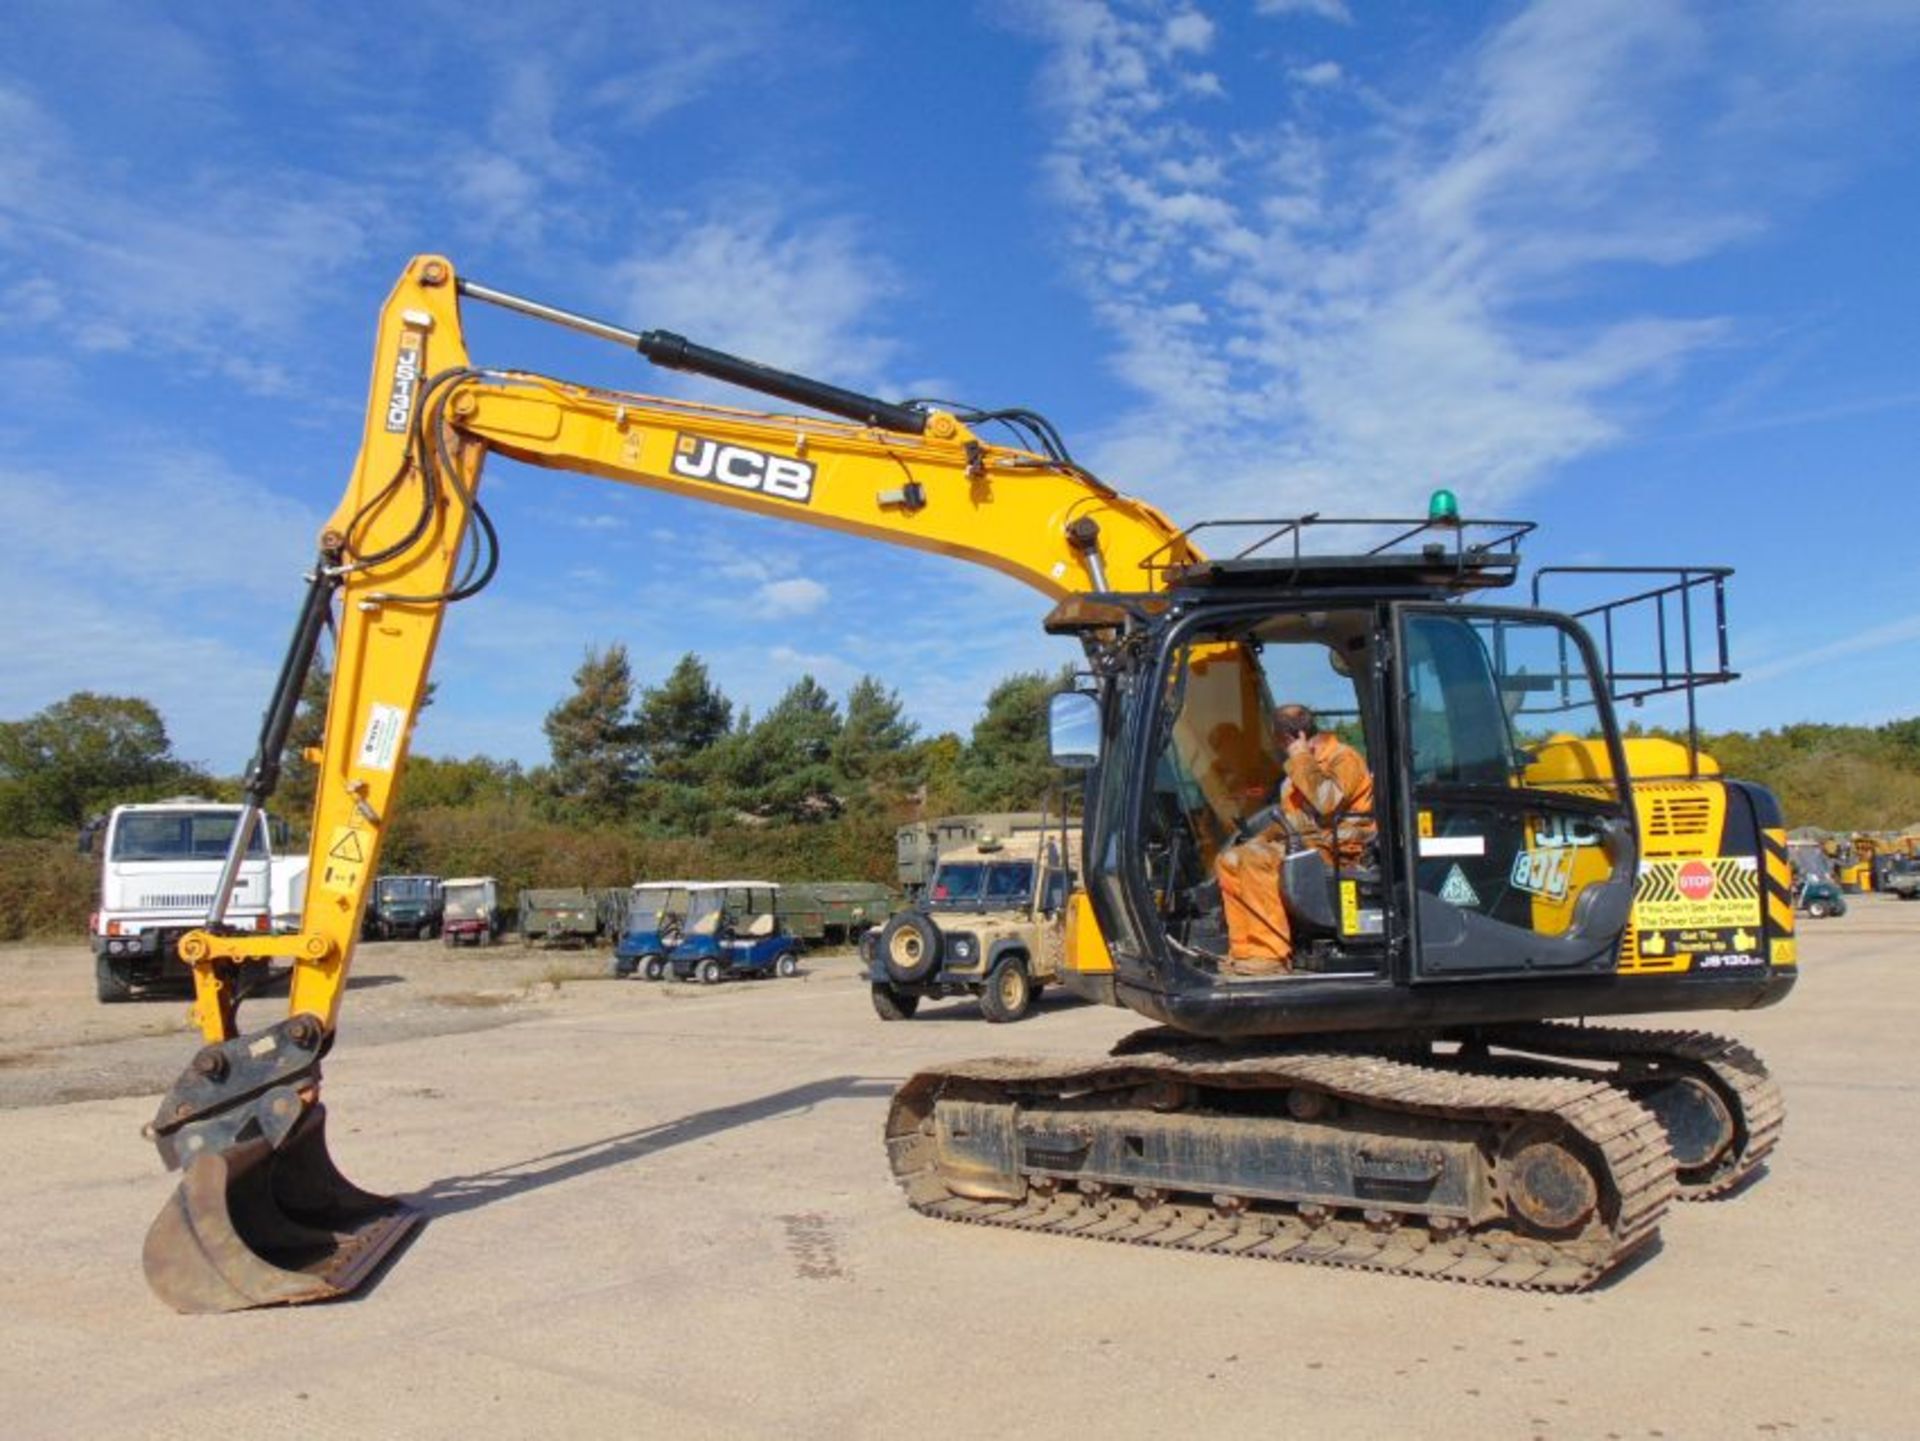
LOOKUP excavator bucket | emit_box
[143,1102,421,1314]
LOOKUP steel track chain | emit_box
[886,1042,1678,1292]
[1478,1022,1784,1200]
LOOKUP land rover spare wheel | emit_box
[880,913,941,984]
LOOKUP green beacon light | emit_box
[1427,487,1461,524]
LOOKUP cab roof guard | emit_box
[1529,565,1737,777]
[1141,514,1536,593]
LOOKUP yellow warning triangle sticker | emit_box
[327,828,366,864]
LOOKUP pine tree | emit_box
[724,675,843,822]
[634,653,733,782]
[956,668,1072,810]
[542,644,641,821]
[834,675,917,797]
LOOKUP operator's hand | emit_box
[1284,732,1310,760]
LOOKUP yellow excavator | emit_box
[143,256,1794,1311]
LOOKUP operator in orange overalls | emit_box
[1216,703,1375,976]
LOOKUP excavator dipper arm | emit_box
[141,254,1193,1311]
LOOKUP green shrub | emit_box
[0,839,96,940]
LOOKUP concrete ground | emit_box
[2,903,1917,1440]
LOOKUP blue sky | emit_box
[2,0,1916,771]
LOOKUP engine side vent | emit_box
[1644,796,1712,840]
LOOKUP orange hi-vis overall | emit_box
[1217,734,1375,968]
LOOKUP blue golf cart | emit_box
[612,881,695,979]
[666,882,802,983]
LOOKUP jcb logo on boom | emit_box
[670,434,815,504]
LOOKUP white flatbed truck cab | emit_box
[89,799,285,1002]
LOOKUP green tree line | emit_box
[0,655,1072,936]
[8,663,1920,940]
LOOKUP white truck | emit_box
[88,799,298,1002]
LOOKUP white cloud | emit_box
[766,644,860,690]
[0,80,376,395]
[1012,0,1901,522]
[0,568,276,770]
[1255,0,1353,22]
[1736,613,1920,688]
[1163,11,1215,53]
[0,451,321,603]
[0,6,797,382]
[449,153,547,237]
[757,577,829,616]
[611,208,901,390]
[2,275,62,324]
[0,442,324,762]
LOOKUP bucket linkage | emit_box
[142,1014,422,1313]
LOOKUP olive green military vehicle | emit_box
[864,829,1076,1023]
[518,886,599,947]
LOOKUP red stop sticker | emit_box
[1676,861,1716,901]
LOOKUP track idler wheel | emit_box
[1628,1075,1735,1177]
[1500,1126,1604,1238]
[141,1016,422,1313]
[143,1103,421,1313]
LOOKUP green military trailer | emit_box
[777,882,895,947]
[787,878,890,947]
[775,888,827,946]
[518,887,600,948]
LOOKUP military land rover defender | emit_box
[864,829,1076,1023]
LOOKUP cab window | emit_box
[984,862,1035,905]
[931,864,985,904]
[1404,613,1621,804]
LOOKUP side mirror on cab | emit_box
[1048,691,1102,771]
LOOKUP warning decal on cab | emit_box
[1634,857,1760,931]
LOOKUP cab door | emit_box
[1394,606,1638,980]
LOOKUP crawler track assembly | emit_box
[886,1036,1678,1291]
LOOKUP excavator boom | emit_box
[143,255,1192,1311]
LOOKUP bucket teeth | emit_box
[143,1104,421,1314]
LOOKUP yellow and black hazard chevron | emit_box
[1760,827,1797,966]
[1633,857,1761,932]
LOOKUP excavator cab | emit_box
[1050,515,1695,1039]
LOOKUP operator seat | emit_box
[1278,850,1342,935]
